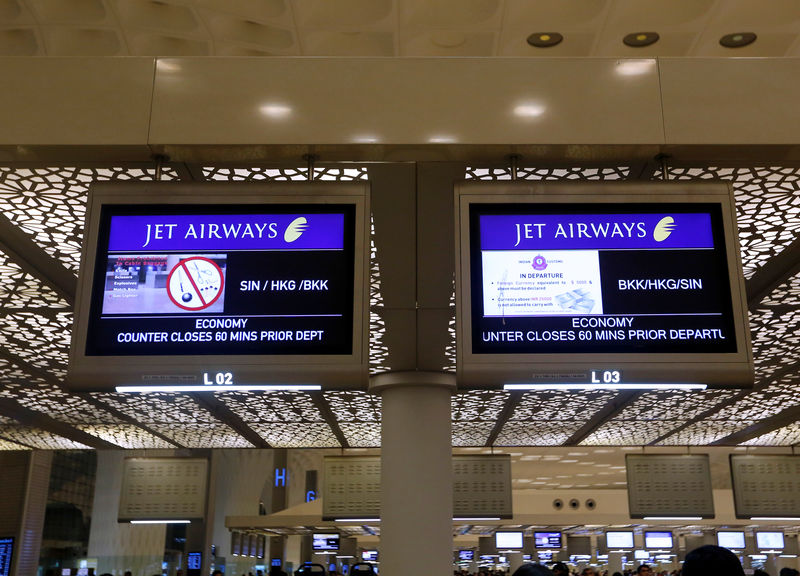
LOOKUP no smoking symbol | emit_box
[167,257,224,311]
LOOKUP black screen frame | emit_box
[67,182,370,392]
[455,181,753,389]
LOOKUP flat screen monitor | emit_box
[458,550,474,561]
[312,533,340,551]
[534,532,562,549]
[362,550,379,562]
[187,552,202,576]
[61,571,71,576]
[644,531,674,549]
[271,559,282,568]
[0,538,13,576]
[537,551,553,561]
[455,182,753,389]
[756,532,785,550]
[635,550,650,560]
[716,531,746,550]
[606,531,635,549]
[496,532,524,549]
[68,183,369,392]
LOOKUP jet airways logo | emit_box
[653,216,676,242]
[284,217,308,242]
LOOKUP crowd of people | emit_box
[447,546,800,576]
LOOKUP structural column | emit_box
[372,372,456,576]
[607,551,624,574]
[507,552,524,573]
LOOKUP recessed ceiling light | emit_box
[623,32,659,47]
[526,33,563,48]
[720,32,756,48]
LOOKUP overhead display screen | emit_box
[606,531,634,549]
[534,532,562,549]
[0,538,12,576]
[86,206,353,356]
[644,532,673,549]
[756,532,784,550]
[68,183,369,392]
[456,182,753,389]
[187,552,202,576]
[717,531,746,550]
[458,550,474,561]
[472,205,734,354]
[495,532,523,549]
[312,534,340,551]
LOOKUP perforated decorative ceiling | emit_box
[0,161,797,451]
[3,0,800,58]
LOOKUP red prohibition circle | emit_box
[166,256,225,311]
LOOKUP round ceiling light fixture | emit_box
[623,32,659,47]
[720,32,757,48]
[526,32,563,48]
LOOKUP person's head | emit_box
[512,565,554,576]
[753,571,770,576]
[582,568,598,576]
[780,568,800,576]
[551,563,569,576]
[636,566,653,576]
[682,544,745,576]
[613,572,624,576]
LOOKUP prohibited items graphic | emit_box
[167,256,225,311]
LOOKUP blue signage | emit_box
[480,213,713,251]
[0,538,13,576]
[108,213,345,252]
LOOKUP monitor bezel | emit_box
[533,531,563,550]
[312,533,341,551]
[605,530,635,550]
[67,182,370,392]
[495,531,525,550]
[755,531,785,550]
[716,531,747,550]
[455,181,753,389]
[644,531,674,549]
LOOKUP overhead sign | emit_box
[456,182,753,389]
[88,210,350,356]
[67,183,369,392]
[0,538,13,576]
[474,208,731,354]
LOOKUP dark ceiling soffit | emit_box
[563,390,643,446]
[648,363,800,446]
[309,391,350,449]
[0,349,184,449]
[78,393,185,450]
[0,397,119,449]
[0,213,77,305]
[746,234,800,311]
[485,390,524,447]
[710,403,800,446]
[646,392,747,446]
[189,392,272,449]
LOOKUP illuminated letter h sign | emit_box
[275,467,287,488]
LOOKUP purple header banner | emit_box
[480,213,714,250]
[108,213,345,252]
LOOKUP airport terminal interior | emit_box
[1,1,800,576]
